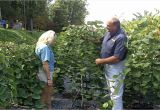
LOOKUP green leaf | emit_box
[32,94,41,100]
[102,102,109,108]
[34,101,45,109]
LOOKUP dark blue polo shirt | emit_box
[101,29,127,61]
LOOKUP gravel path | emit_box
[52,93,97,110]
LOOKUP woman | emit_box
[35,30,56,109]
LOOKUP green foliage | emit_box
[0,42,44,108]
[54,21,108,105]
[102,100,113,109]
[0,1,23,19]
[1,10,160,109]
[0,1,47,19]
[54,11,160,109]
[122,11,160,107]
[33,16,51,30]
[0,0,87,31]
[0,29,44,108]
[48,0,88,32]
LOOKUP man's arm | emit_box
[95,56,119,65]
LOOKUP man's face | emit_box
[106,21,117,33]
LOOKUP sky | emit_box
[51,0,160,24]
[86,0,160,23]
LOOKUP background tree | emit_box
[49,0,88,32]
[0,1,23,20]
[0,0,48,30]
[24,0,47,30]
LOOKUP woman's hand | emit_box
[47,79,53,86]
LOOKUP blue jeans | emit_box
[104,61,125,110]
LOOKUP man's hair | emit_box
[111,17,121,28]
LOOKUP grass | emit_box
[0,28,43,44]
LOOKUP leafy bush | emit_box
[122,12,160,108]
[54,12,160,108]
[54,21,108,105]
[0,42,44,108]
[0,29,45,108]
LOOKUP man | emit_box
[95,17,127,110]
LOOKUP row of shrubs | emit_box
[0,11,160,109]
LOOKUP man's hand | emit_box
[95,58,104,65]
[47,79,53,86]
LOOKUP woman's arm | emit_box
[42,61,52,86]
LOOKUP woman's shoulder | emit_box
[36,44,49,50]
